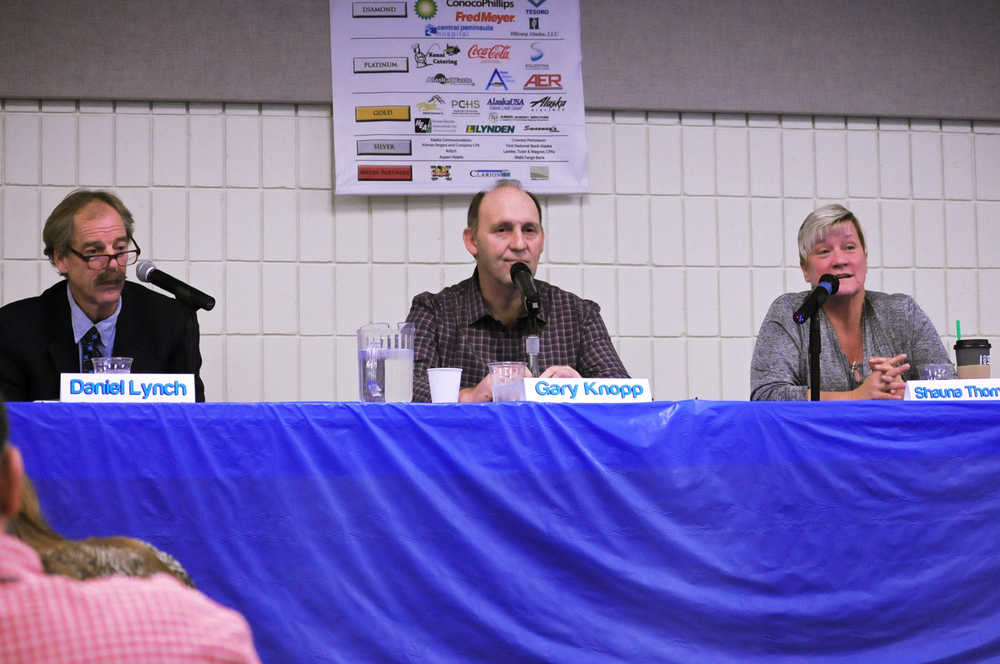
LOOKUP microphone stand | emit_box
[809,314,820,402]
[525,314,540,377]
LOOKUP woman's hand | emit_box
[852,354,909,400]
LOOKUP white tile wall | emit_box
[2,101,998,401]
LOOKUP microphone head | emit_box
[136,260,157,283]
[819,274,840,295]
[510,262,531,281]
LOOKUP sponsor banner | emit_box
[331,0,587,193]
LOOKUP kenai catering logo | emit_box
[412,42,460,67]
[415,0,438,19]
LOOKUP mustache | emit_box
[96,270,126,287]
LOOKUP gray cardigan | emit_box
[750,290,952,401]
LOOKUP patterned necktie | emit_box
[80,326,103,373]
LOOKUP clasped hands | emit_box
[459,365,580,402]
[854,353,910,400]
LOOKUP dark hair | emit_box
[466,179,542,233]
[43,189,136,265]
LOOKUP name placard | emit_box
[60,373,196,403]
[524,378,652,403]
[904,378,1000,402]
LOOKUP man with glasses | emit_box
[0,190,205,401]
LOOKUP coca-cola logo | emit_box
[467,43,511,60]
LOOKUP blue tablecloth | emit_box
[8,400,1000,663]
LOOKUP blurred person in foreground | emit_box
[9,475,193,587]
[0,189,205,402]
[0,401,260,662]
[406,180,628,402]
[751,204,952,401]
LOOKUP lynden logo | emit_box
[415,118,432,133]
[455,11,515,23]
[412,42,460,67]
[353,2,408,18]
[466,124,515,133]
[415,0,437,19]
[524,73,561,90]
[529,95,566,110]
[467,43,511,60]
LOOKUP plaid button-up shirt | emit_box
[406,270,629,401]
[0,534,260,663]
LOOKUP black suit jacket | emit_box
[0,281,205,402]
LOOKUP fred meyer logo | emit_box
[466,124,514,133]
[467,43,511,61]
[529,95,566,110]
[355,106,411,122]
[455,10,515,23]
[524,73,561,90]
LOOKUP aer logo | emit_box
[523,73,561,90]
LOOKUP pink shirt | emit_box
[0,534,260,663]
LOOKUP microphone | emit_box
[137,260,216,311]
[510,262,541,317]
[792,274,839,324]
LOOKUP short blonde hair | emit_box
[797,204,866,267]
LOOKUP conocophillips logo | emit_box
[446,0,513,7]
[415,0,437,19]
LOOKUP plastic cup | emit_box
[919,363,955,381]
[488,361,526,402]
[91,356,133,373]
[954,339,991,379]
[428,368,462,403]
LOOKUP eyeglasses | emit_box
[68,238,142,270]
